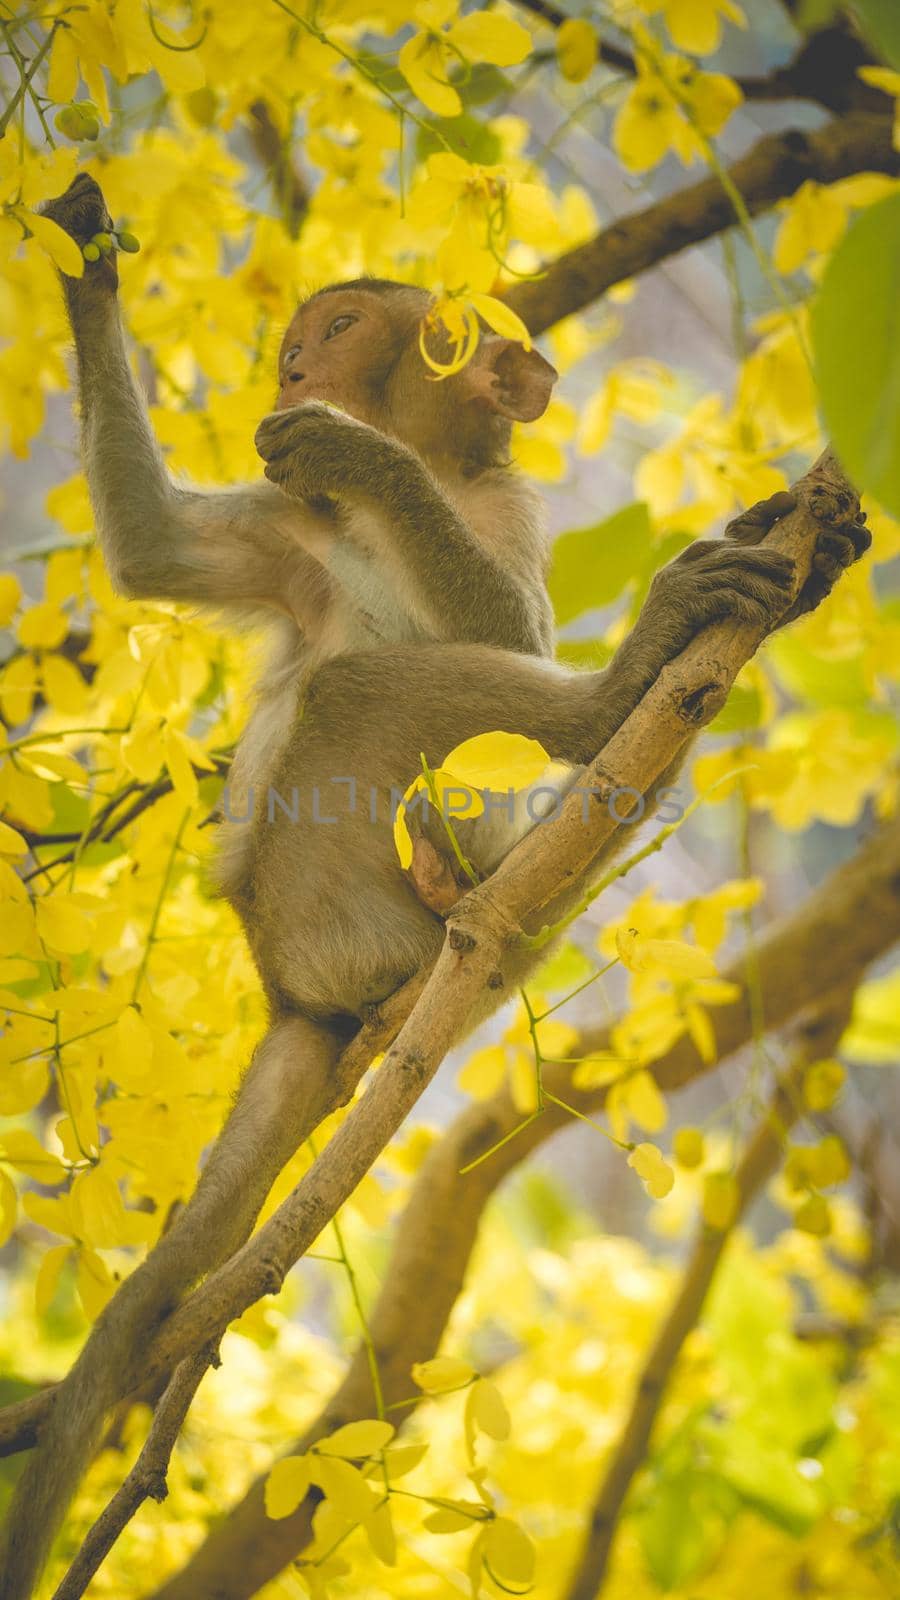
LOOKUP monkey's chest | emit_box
[329,543,424,643]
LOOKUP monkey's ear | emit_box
[463,339,558,422]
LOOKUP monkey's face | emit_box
[275,285,558,470]
[276,290,415,428]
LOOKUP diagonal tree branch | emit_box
[504,114,899,333]
[142,821,900,1600]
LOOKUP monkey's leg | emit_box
[0,1014,344,1600]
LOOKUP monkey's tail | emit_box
[0,1015,344,1599]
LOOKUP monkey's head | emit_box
[276,281,557,471]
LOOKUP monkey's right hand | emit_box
[255,401,408,502]
[40,173,118,291]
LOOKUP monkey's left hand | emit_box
[724,488,871,628]
[255,401,410,503]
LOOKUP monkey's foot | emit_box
[406,834,468,917]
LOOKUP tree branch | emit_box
[504,114,899,333]
[246,100,309,236]
[50,1350,216,1600]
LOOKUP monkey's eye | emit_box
[324,314,356,341]
[282,345,302,381]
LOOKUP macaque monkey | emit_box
[0,173,870,1599]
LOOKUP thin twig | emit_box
[50,1349,217,1600]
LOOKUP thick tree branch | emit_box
[143,820,900,1600]
[565,994,854,1600]
[504,114,899,333]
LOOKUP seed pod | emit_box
[54,106,84,140]
[92,232,113,254]
[54,102,100,141]
[115,231,141,254]
[82,242,101,262]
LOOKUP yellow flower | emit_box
[399,6,531,117]
[640,0,747,56]
[774,181,848,277]
[457,994,577,1112]
[408,152,556,292]
[636,392,788,518]
[608,1068,668,1140]
[614,47,741,173]
[578,360,673,454]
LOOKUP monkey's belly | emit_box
[235,643,601,1022]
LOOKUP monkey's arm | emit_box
[255,402,552,655]
[43,177,331,620]
[72,292,334,614]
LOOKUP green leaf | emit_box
[415,112,503,166]
[715,1432,822,1534]
[554,638,613,669]
[455,63,512,107]
[765,633,870,708]
[550,502,653,625]
[812,191,900,518]
[796,0,840,27]
[637,1470,731,1589]
[708,682,765,733]
[853,0,900,67]
[532,940,594,992]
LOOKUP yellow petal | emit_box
[317,1420,395,1458]
[399,34,462,117]
[557,17,597,82]
[0,573,22,626]
[484,1518,535,1587]
[28,211,85,278]
[264,1456,312,1520]
[411,1355,475,1393]
[466,293,531,349]
[448,12,531,66]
